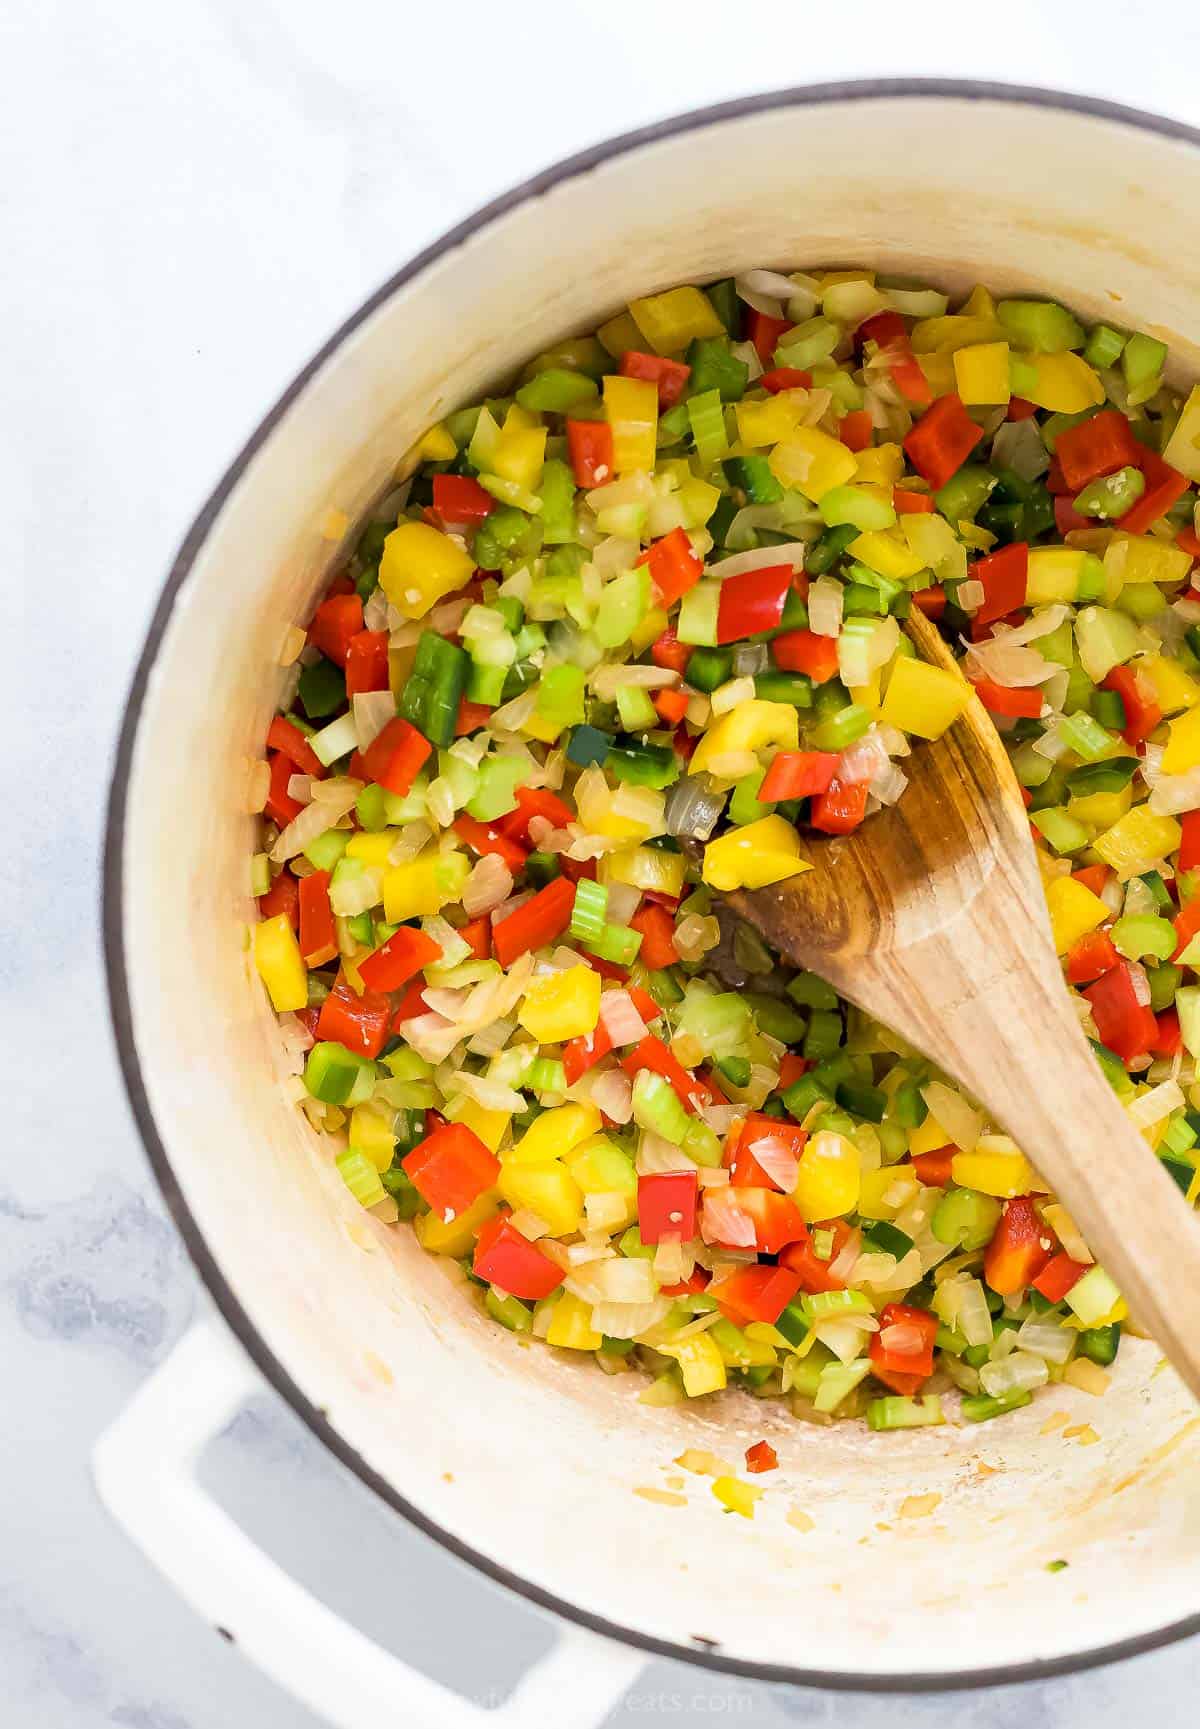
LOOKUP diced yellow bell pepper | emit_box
[768,427,858,501]
[1104,534,1193,589]
[345,831,401,869]
[383,851,470,922]
[565,1134,638,1200]
[603,844,687,898]
[629,286,725,355]
[857,1166,919,1219]
[499,1161,584,1237]
[444,1096,511,1155]
[1022,352,1105,414]
[794,1131,861,1221]
[631,605,669,654]
[660,1332,727,1397]
[908,1113,950,1157]
[849,529,926,583]
[712,1476,763,1518]
[819,268,877,291]
[917,353,957,398]
[878,656,970,740]
[1026,547,1092,605]
[597,309,644,358]
[398,421,458,476]
[380,521,475,620]
[911,314,1008,354]
[1044,875,1109,956]
[508,1102,601,1167]
[689,700,799,775]
[519,965,602,1043]
[415,1189,500,1257]
[852,442,904,486]
[1137,653,1200,716]
[1093,807,1182,879]
[603,375,658,474]
[253,914,308,1012]
[574,768,665,840]
[702,815,810,892]
[735,393,807,449]
[845,665,883,716]
[1067,784,1131,830]
[961,284,998,320]
[349,1103,398,1173]
[491,415,546,493]
[951,1149,1034,1197]
[1164,384,1200,483]
[545,1290,602,1350]
[1163,707,1200,775]
[953,341,1012,405]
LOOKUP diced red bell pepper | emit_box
[639,526,703,608]
[1045,455,1070,495]
[1054,496,1093,535]
[758,750,838,802]
[725,1114,808,1191]
[1071,863,1112,897]
[971,541,1029,627]
[621,1034,709,1113]
[455,699,494,735]
[911,586,946,618]
[771,628,839,683]
[497,785,574,844]
[344,630,391,697]
[760,366,812,393]
[298,870,337,965]
[358,924,443,993]
[716,564,793,643]
[314,975,392,1059]
[628,986,663,1025]
[650,628,692,675]
[747,310,792,364]
[660,1267,711,1297]
[984,1196,1054,1296]
[1055,409,1141,492]
[267,715,327,781]
[903,393,984,491]
[619,349,691,408]
[403,1121,500,1224]
[652,687,690,726]
[459,917,492,961]
[810,778,868,834]
[971,677,1044,719]
[566,419,614,488]
[858,311,932,407]
[258,868,300,929]
[637,1170,699,1244]
[1031,1251,1091,1303]
[562,1023,615,1086]
[779,1220,852,1293]
[744,1440,778,1474]
[1177,527,1200,561]
[712,1263,803,1327]
[392,979,429,1024]
[1119,446,1190,535]
[473,1214,564,1299]
[325,574,356,598]
[491,876,575,967]
[360,716,433,797]
[1180,809,1200,872]
[264,751,303,827]
[778,1052,809,1090]
[1083,962,1157,1061]
[1007,396,1038,420]
[628,902,679,970]
[452,813,529,875]
[1152,1007,1183,1057]
[432,473,495,526]
[307,593,363,667]
[1173,895,1200,962]
[717,1186,806,1255]
[910,1146,956,1187]
[1066,928,1119,985]
[838,410,873,453]
[895,487,934,514]
[1102,665,1162,747]
[294,1005,320,1046]
[869,1301,938,1395]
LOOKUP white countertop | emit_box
[7,1,1200,1722]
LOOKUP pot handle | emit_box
[93,1319,646,1729]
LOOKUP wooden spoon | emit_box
[725,607,1200,1399]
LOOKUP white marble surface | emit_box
[7,1,1200,1723]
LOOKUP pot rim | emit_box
[103,77,1200,1693]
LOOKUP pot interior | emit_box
[117,91,1200,1680]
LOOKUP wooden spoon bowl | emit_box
[727,608,1200,1398]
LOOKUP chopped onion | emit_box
[448,1070,526,1114]
[673,914,721,962]
[737,267,803,303]
[590,662,677,700]
[329,866,382,917]
[745,1129,800,1193]
[814,1315,878,1364]
[1149,765,1200,815]
[883,286,949,318]
[733,643,769,678]
[808,576,843,638]
[600,990,648,1048]
[979,1352,1049,1398]
[957,580,986,615]
[706,543,808,580]
[711,675,756,716]
[699,1189,756,1248]
[287,774,314,803]
[389,821,432,864]
[1127,1078,1184,1129]
[590,1298,672,1339]
[653,1238,688,1286]
[1128,960,1152,1007]
[837,729,891,787]
[637,1132,696,1175]
[666,773,727,841]
[828,1226,863,1285]
[352,691,396,752]
[606,882,642,925]
[869,761,909,806]
[921,1081,983,1148]
[589,1068,633,1124]
[1015,1318,1075,1364]
[270,781,359,862]
[462,854,513,917]
[490,689,537,732]
[311,774,365,805]
[567,1256,656,1305]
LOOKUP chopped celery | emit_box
[867,1396,945,1430]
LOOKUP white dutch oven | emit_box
[98,81,1200,1726]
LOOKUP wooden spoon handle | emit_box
[918,941,1200,1401]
